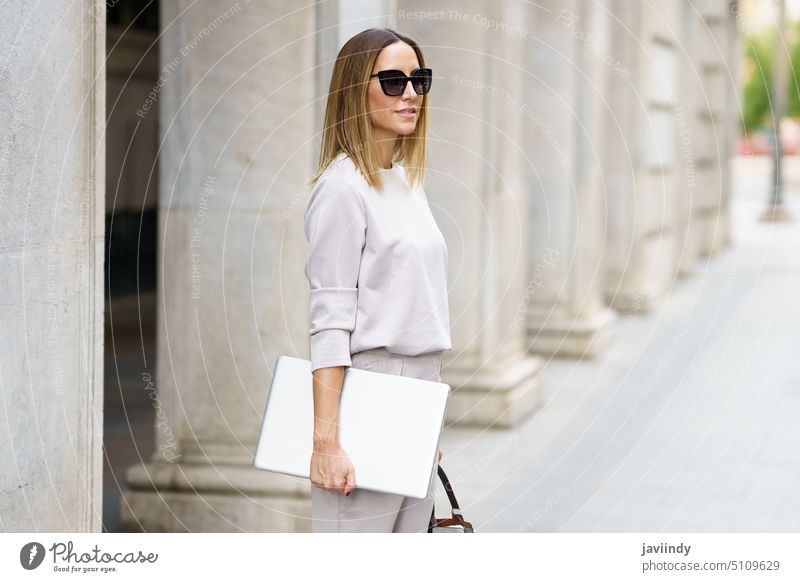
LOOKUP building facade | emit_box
[0,0,738,532]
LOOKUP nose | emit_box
[402,77,418,100]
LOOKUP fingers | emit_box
[310,451,355,495]
[343,466,356,496]
[322,476,345,493]
[317,474,352,495]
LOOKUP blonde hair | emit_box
[307,27,429,191]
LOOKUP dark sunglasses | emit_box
[369,68,433,96]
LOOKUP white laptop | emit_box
[253,355,451,499]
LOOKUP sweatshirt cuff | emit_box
[310,329,352,372]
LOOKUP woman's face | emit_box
[368,42,423,142]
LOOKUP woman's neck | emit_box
[372,132,397,169]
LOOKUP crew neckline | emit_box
[335,151,399,173]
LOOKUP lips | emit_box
[396,108,417,117]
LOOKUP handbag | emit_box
[428,464,474,533]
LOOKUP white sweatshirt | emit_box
[304,151,452,372]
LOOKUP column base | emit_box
[118,460,310,532]
[606,283,665,315]
[527,306,616,357]
[442,352,544,428]
[759,204,794,223]
[674,219,700,279]
[697,206,732,257]
[676,255,695,278]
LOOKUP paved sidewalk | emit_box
[438,157,800,532]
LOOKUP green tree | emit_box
[740,30,773,133]
[786,23,800,117]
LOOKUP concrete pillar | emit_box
[673,0,704,278]
[722,1,739,247]
[314,0,396,156]
[672,0,738,276]
[397,0,544,427]
[526,0,617,354]
[120,1,317,532]
[0,1,105,531]
[692,0,737,256]
[602,0,645,292]
[601,1,684,313]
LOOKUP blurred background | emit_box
[2,0,799,533]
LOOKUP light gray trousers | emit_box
[311,347,444,533]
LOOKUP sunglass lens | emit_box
[381,71,408,96]
[411,69,432,94]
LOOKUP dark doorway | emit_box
[103,0,160,533]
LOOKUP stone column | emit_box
[673,0,704,278]
[691,1,736,256]
[601,1,685,313]
[721,1,739,246]
[0,1,105,531]
[120,1,317,532]
[671,0,737,276]
[397,0,544,427]
[314,1,396,153]
[119,0,402,534]
[602,0,647,290]
[526,0,617,354]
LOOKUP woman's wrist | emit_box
[313,431,340,449]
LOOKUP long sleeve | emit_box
[303,175,366,372]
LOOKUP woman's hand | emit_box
[438,448,443,463]
[310,440,357,496]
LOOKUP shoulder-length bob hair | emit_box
[307,27,429,191]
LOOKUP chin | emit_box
[394,122,417,135]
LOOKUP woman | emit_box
[303,28,452,533]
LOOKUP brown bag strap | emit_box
[428,465,474,532]
[434,516,474,531]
